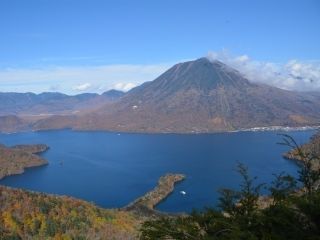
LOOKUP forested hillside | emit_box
[0,186,140,239]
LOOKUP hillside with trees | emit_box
[0,144,49,180]
[0,186,140,239]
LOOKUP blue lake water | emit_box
[0,130,315,213]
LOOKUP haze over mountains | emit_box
[1,57,320,133]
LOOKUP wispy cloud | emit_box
[207,50,320,92]
[1,53,319,94]
[73,83,92,91]
[113,82,137,92]
[0,63,171,94]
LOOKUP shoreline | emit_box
[235,125,319,133]
[0,144,49,180]
[1,125,318,135]
[0,173,186,219]
[123,174,186,216]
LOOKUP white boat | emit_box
[180,191,186,195]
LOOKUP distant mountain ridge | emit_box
[0,90,124,116]
[1,57,320,133]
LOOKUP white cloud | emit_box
[73,83,92,91]
[113,82,136,92]
[207,50,320,92]
[0,63,171,94]
[1,53,319,94]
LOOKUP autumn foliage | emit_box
[0,186,140,239]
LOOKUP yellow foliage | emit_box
[0,185,141,239]
[2,210,18,231]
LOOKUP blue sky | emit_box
[0,0,319,94]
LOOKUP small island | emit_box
[0,143,49,180]
[124,173,186,216]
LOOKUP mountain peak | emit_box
[194,57,236,72]
[138,57,251,95]
[194,57,211,63]
[102,89,124,98]
[5,57,320,134]
[82,56,320,133]
[195,56,225,64]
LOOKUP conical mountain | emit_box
[129,57,251,95]
[34,57,320,133]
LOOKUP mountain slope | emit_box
[2,58,320,133]
[70,58,320,133]
[0,115,28,133]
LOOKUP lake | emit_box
[0,129,314,213]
